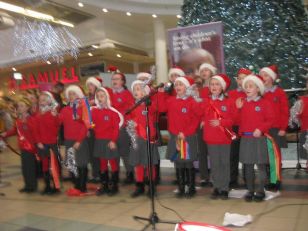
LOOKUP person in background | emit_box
[260,65,289,191]
[1,97,38,193]
[24,89,40,115]
[199,63,217,99]
[110,70,135,184]
[237,74,275,202]
[51,82,65,109]
[228,68,252,188]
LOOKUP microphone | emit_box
[164,82,173,93]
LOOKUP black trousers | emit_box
[21,150,37,190]
[230,126,240,183]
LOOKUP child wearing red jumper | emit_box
[128,80,160,198]
[110,71,135,184]
[290,78,308,170]
[34,91,60,195]
[1,97,38,193]
[59,85,89,193]
[237,75,275,202]
[228,68,252,187]
[202,74,235,200]
[159,76,202,198]
[199,63,217,99]
[92,87,123,196]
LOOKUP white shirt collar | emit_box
[246,96,261,102]
[265,85,277,93]
[211,94,224,101]
[113,87,124,93]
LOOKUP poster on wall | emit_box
[167,21,225,77]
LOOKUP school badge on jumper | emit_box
[142,110,147,116]
[104,115,109,121]
[221,105,227,112]
[255,106,261,112]
[181,108,187,113]
[117,98,122,102]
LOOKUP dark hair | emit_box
[113,73,127,89]
[54,81,64,89]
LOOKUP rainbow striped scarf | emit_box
[171,139,191,161]
[73,97,94,129]
[265,134,282,184]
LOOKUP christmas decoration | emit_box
[178,0,308,89]
[126,120,138,149]
[13,18,81,63]
[63,147,78,177]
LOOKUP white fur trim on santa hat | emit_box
[175,77,190,88]
[65,85,84,100]
[242,75,265,95]
[211,75,227,91]
[95,87,124,128]
[260,67,277,81]
[40,91,58,109]
[136,72,152,81]
[199,63,217,75]
[168,68,185,80]
[86,77,101,89]
[131,80,151,95]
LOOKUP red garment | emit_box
[263,87,289,130]
[33,111,60,144]
[199,87,210,99]
[59,106,88,142]
[91,107,120,142]
[228,89,246,126]
[239,98,275,135]
[299,96,308,131]
[158,94,202,136]
[128,103,157,141]
[202,97,235,144]
[135,165,156,182]
[111,89,134,123]
[100,158,119,172]
[5,115,37,152]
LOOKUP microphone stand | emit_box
[125,90,177,231]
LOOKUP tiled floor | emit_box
[0,146,308,231]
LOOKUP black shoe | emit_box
[265,183,279,191]
[229,181,240,189]
[254,192,265,202]
[41,186,53,195]
[96,171,109,196]
[123,171,134,185]
[220,191,229,200]
[176,168,185,198]
[185,168,196,198]
[41,172,53,195]
[131,182,145,198]
[19,187,28,193]
[88,177,100,184]
[26,188,37,194]
[244,191,254,202]
[108,171,119,196]
[210,188,220,200]
[200,180,211,187]
[50,188,61,195]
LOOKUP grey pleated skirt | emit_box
[269,128,288,149]
[166,133,199,162]
[117,127,131,156]
[299,131,308,160]
[240,136,268,164]
[129,137,159,166]
[93,139,120,159]
[64,139,90,167]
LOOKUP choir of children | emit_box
[1,63,300,203]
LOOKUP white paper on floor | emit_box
[222,212,253,227]
[228,189,281,200]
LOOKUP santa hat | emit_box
[259,65,278,81]
[175,76,195,88]
[65,85,84,100]
[95,87,124,127]
[86,77,102,89]
[242,74,265,95]
[168,67,185,80]
[211,74,231,91]
[131,80,151,95]
[136,72,152,81]
[238,68,252,76]
[199,63,217,75]
[107,65,120,73]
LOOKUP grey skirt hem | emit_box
[64,139,90,167]
[93,139,120,159]
[129,137,159,166]
[239,137,268,164]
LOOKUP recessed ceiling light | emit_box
[88,52,93,56]
[46,61,51,64]
[12,67,16,71]
[176,14,182,19]
[152,14,157,18]
[126,12,131,16]
[116,54,122,58]
[78,2,84,7]
[91,44,99,49]
[102,8,108,13]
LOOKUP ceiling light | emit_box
[0,1,74,27]
[78,2,84,7]
[91,44,99,49]
[102,8,108,13]
[12,67,16,71]
[152,14,157,18]
[176,14,182,19]
[46,61,51,64]
[13,72,22,80]
[88,52,93,57]
[116,54,122,58]
[126,12,132,16]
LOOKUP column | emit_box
[153,18,168,83]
